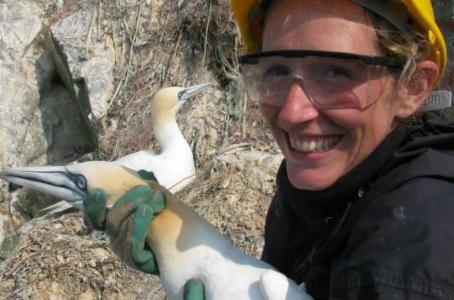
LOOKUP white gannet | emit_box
[114,83,212,192]
[31,83,211,216]
[0,161,313,300]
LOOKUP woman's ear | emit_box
[395,60,439,119]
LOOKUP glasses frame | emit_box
[239,50,406,70]
[239,50,406,110]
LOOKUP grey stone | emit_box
[0,1,52,245]
[0,230,20,260]
[0,1,115,244]
[50,9,115,122]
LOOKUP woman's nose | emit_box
[278,83,320,129]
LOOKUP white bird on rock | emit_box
[25,83,211,216]
[0,161,313,300]
[114,83,212,192]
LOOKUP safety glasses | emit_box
[239,50,406,110]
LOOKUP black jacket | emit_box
[262,114,454,300]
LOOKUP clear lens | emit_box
[241,55,390,110]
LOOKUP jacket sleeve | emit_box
[330,176,454,300]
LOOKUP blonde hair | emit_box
[365,10,431,86]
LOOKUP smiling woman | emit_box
[231,0,454,299]
[240,0,442,191]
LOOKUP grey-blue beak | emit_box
[0,166,87,203]
[178,83,213,101]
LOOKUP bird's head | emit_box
[0,161,147,207]
[150,83,213,119]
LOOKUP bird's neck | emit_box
[152,114,189,152]
[147,196,237,272]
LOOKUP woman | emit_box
[232,0,454,298]
[85,0,454,299]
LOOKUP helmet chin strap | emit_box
[419,90,452,112]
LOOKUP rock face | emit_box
[50,8,115,131]
[0,0,116,237]
[0,1,50,168]
[0,0,54,248]
[0,0,453,299]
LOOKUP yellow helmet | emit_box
[230,0,447,77]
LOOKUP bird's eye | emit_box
[76,175,87,190]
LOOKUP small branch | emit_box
[168,174,197,192]
[161,29,182,87]
[85,10,96,57]
[111,19,118,67]
[215,142,252,157]
[123,2,143,88]
[242,90,248,139]
[201,2,213,70]
[97,1,102,40]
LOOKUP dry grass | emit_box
[0,212,161,299]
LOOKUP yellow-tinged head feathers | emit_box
[66,161,148,206]
[150,83,213,118]
[151,87,185,116]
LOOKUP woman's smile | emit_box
[288,134,342,153]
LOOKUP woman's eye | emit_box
[323,67,353,78]
[263,65,290,79]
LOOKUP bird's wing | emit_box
[259,270,313,300]
[114,151,157,172]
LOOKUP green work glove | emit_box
[83,169,159,230]
[184,279,205,300]
[105,183,165,274]
[83,169,164,274]
[83,170,206,300]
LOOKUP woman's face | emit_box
[261,0,402,190]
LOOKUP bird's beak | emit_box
[0,166,87,203]
[178,83,213,102]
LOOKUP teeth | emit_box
[290,136,341,153]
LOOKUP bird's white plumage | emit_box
[148,193,313,300]
[114,124,195,192]
[260,270,309,300]
[114,86,206,192]
[158,242,310,300]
